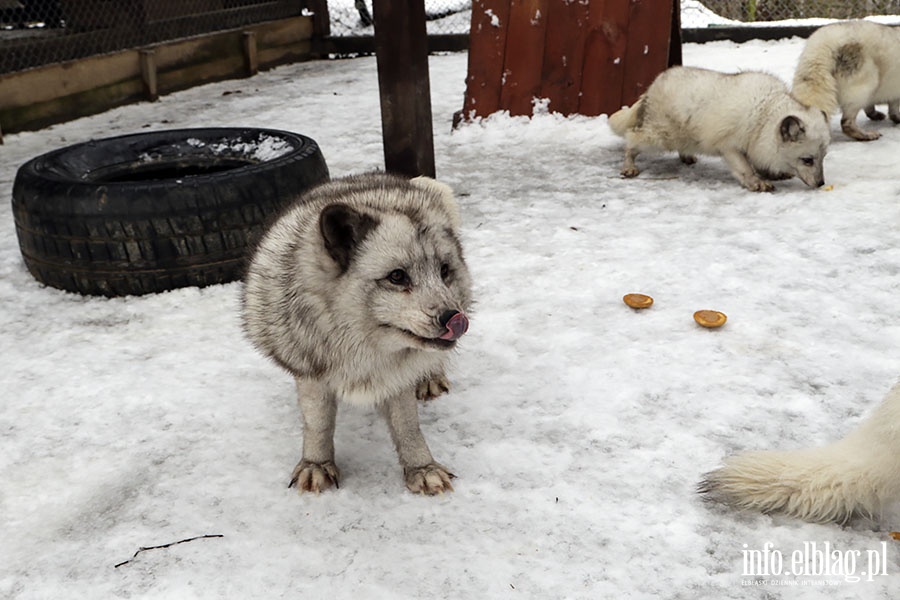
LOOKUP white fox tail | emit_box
[607,100,642,137]
[792,48,840,115]
[699,382,900,523]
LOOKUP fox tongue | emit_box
[439,312,469,341]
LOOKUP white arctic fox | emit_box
[609,66,830,192]
[700,382,900,523]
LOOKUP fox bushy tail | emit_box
[607,99,643,137]
[699,382,900,523]
[792,46,840,114]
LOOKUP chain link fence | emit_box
[326,0,900,35]
[3,1,900,74]
[681,0,900,26]
[0,0,304,74]
[326,0,470,36]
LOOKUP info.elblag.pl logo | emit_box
[741,541,890,586]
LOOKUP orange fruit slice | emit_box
[623,293,653,309]
[694,310,727,328]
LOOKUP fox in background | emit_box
[793,20,900,141]
[700,381,900,524]
[608,66,829,192]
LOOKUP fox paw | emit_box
[416,374,450,401]
[745,178,774,193]
[404,464,455,495]
[854,130,882,141]
[842,123,881,141]
[289,460,340,493]
[621,166,640,178]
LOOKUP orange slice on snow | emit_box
[623,293,654,309]
[694,310,727,328]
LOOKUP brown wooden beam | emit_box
[243,31,259,76]
[372,0,435,178]
[139,49,158,101]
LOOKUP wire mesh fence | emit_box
[3,1,900,74]
[0,0,303,74]
[681,0,900,26]
[326,0,470,36]
[325,0,900,35]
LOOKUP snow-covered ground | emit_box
[2,35,899,599]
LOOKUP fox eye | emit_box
[440,263,450,280]
[801,157,815,166]
[387,269,410,286]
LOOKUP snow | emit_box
[185,133,294,161]
[2,36,900,599]
[325,0,900,35]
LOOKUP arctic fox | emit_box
[242,173,473,495]
[700,382,900,523]
[793,20,900,141]
[609,66,830,192]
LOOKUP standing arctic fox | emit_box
[793,20,900,141]
[242,173,473,495]
[700,381,900,523]
[608,66,830,192]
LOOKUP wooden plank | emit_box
[669,0,683,67]
[579,0,631,116]
[243,31,259,76]
[1,78,145,134]
[373,0,435,178]
[499,0,549,117]
[0,16,314,134]
[0,51,140,107]
[252,15,313,47]
[154,35,246,95]
[305,0,331,38]
[540,0,589,116]
[257,41,313,69]
[139,50,159,101]
[458,0,512,122]
[620,0,674,107]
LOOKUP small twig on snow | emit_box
[114,534,224,568]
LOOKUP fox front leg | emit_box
[416,371,450,401]
[289,378,340,493]
[381,390,454,495]
[721,149,773,192]
[620,144,641,178]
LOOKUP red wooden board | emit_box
[620,0,674,107]
[460,0,512,120]
[579,0,630,116]
[499,0,550,116]
[540,0,590,115]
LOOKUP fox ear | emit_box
[320,203,377,272]
[410,176,461,230]
[780,116,806,142]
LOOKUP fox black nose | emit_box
[438,309,469,341]
[439,310,460,327]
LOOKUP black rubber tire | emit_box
[12,127,329,296]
